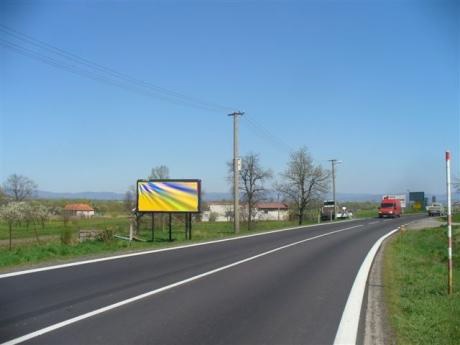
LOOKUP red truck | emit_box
[378,197,401,218]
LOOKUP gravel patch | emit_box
[405,217,442,230]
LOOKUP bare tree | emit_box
[147,165,170,232]
[124,190,135,213]
[148,165,170,179]
[276,147,329,225]
[239,154,272,230]
[3,174,38,201]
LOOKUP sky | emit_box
[0,0,459,197]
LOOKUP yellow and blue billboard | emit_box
[137,180,201,213]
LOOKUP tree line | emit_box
[126,146,330,230]
[229,146,329,229]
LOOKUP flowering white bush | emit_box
[0,202,24,249]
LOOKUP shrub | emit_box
[98,227,115,243]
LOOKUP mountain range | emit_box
[36,190,458,202]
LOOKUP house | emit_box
[64,203,95,218]
[202,201,235,222]
[201,201,289,222]
[255,202,289,221]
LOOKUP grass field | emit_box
[384,226,460,345]
[0,217,312,270]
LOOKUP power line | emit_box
[0,24,234,112]
[0,39,227,112]
[0,24,295,154]
[242,114,294,153]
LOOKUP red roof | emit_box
[64,203,94,211]
[256,202,288,210]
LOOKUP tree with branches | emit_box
[3,174,37,201]
[148,165,170,180]
[239,154,272,230]
[276,147,330,225]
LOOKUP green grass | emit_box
[0,217,130,240]
[0,218,308,270]
[384,226,460,345]
[353,209,378,218]
[452,213,460,223]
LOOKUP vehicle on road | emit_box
[320,201,352,220]
[321,200,337,220]
[378,197,401,218]
[426,202,445,216]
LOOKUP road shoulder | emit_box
[363,216,443,345]
[363,236,395,345]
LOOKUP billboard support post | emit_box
[184,213,189,240]
[168,213,172,242]
[189,213,192,240]
[446,150,453,295]
[152,212,155,242]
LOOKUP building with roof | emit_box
[201,201,289,222]
[256,202,289,221]
[64,203,95,218]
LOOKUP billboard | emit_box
[137,180,201,213]
[409,192,425,208]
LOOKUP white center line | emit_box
[2,224,363,345]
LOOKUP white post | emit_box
[129,221,134,242]
[446,150,453,295]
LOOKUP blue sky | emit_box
[0,0,459,196]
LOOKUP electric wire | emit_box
[0,24,295,154]
[0,24,234,113]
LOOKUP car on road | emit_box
[427,202,445,216]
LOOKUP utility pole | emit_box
[229,111,244,233]
[329,159,342,220]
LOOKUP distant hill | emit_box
[36,190,124,200]
[35,190,458,203]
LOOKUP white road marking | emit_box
[0,219,360,279]
[2,224,363,345]
[368,221,378,225]
[333,227,400,345]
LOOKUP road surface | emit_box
[0,215,422,344]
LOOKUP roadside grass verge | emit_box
[452,212,460,223]
[0,219,310,270]
[384,226,460,345]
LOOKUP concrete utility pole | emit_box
[329,159,342,220]
[229,111,244,233]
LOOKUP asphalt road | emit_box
[0,215,422,345]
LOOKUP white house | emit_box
[202,201,234,222]
[202,201,289,222]
[255,202,289,221]
[64,203,95,218]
